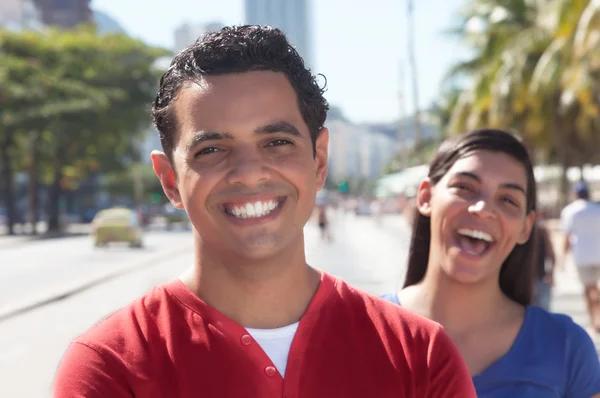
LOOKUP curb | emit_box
[0,232,90,250]
[0,242,193,323]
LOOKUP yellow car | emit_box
[91,207,143,248]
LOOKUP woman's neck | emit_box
[401,266,520,336]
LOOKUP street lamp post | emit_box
[406,0,423,164]
[397,60,408,170]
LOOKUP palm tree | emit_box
[526,0,600,204]
[446,0,541,134]
[444,0,600,206]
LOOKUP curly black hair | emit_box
[151,25,329,162]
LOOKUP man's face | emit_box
[152,71,328,260]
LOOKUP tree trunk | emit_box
[47,147,66,233]
[558,152,570,208]
[132,163,144,208]
[549,103,570,212]
[1,132,16,235]
[555,120,570,210]
[27,132,40,235]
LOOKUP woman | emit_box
[382,129,600,397]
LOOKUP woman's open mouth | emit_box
[455,228,495,257]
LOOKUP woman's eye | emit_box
[502,196,519,207]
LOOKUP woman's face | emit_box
[417,150,535,285]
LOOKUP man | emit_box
[562,181,600,331]
[316,204,332,241]
[53,26,475,397]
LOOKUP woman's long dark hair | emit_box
[403,128,537,306]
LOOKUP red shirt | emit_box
[53,272,475,397]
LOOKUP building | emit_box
[32,0,91,28]
[244,0,313,67]
[174,21,223,52]
[92,9,126,35]
[0,0,44,30]
[326,119,399,180]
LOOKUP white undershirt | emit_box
[245,322,299,377]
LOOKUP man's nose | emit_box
[226,149,272,187]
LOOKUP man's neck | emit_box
[181,235,321,329]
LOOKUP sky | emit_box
[91,0,470,124]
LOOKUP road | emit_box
[0,230,194,319]
[0,212,410,398]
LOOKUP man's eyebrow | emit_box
[185,131,233,152]
[184,121,302,152]
[255,121,301,136]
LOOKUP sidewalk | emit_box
[0,223,92,250]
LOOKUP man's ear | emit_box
[151,151,184,209]
[314,127,329,191]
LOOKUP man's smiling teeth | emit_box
[225,200,279,219]
[457,228,494,243]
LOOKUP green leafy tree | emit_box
[0,27,169,234]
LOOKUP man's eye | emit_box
[195,147,220,157]
[453,184,473,192]
[268,139,293,147]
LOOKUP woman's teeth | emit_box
[457,228,494,256]
[457,228,494,242]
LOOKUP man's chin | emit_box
[210,233,277,255]
[201,226,304,261]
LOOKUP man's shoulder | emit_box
[325,277,470,389]
[564,201,600,225]
[53,282,185,397]
[582,200,600,214]
[561,202,575,218]
[330,277,444,337]
[564,200,595,215]
[73,281,178,353]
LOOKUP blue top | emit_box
[381,292,600,397]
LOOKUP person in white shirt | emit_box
[561,181,600,331]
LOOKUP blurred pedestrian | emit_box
[317,204,332,241]
[53,25,475,398]
[372,199,383,225]
[382,129,600,396]
[561,181,600,331]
